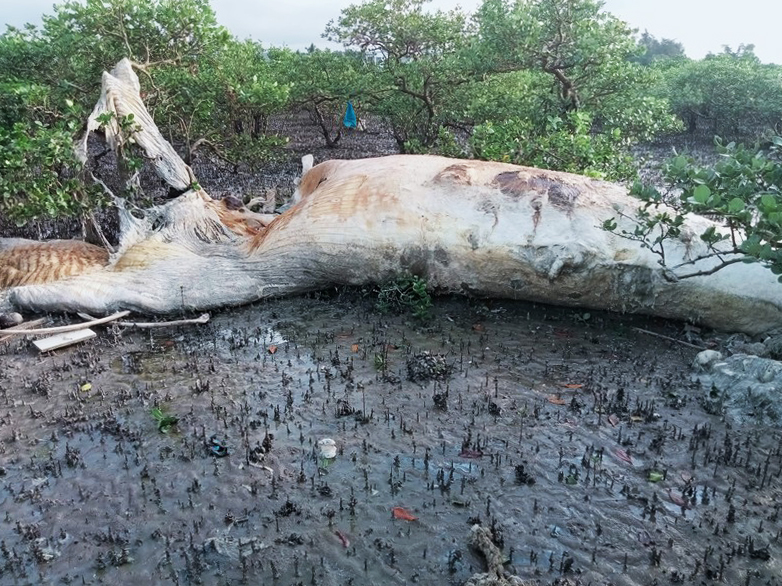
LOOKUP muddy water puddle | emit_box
[0,293,780,585]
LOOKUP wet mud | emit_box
[0,292,780,585]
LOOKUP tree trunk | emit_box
[252,113,266,139]
[307,105,342,148]
[686,110,697,133]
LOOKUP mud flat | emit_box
[0,292,779,585]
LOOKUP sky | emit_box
[1,0,780,64]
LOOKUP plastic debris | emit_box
[392,507,418,521]
[209,435,229,457]
[318,438,337,459]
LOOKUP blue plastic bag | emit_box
[343,101,357,129]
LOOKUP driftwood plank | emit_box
[33,329,96,352]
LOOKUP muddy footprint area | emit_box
[0,293,779,586]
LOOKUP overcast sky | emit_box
[1,0,780,64]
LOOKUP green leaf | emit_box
[158,416,179,433]
[692,185,711,204]
[761,194,778,210]
[671,155,688,171]
[727,197,745,213]
[700,226,724,245]
[151,407,178,433]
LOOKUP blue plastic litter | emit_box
[209,435,229,457]
[343,101,357,129]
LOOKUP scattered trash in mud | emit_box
[391,506,418,521]
[0,293,780,585]
[318,438,338,459]
[208,435,229,457]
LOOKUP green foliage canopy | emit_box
[273,47,374,148]
[469,0,680,179]
[661,47,782,138]
[325,0,475,151]
[633,31,686,67]
[476,0,644,112]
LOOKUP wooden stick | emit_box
[0,311,130,336]
[77,312,210,329]
[632,327,706,350]
[0,318,48,343]
[117,313,210,328]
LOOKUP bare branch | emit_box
[78,313,210,329]
[673,257,751,279]
[189,138,239,169]
[670,250,744,270]
[633,327,706,350]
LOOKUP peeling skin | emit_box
[492,171,580,214]
[2,59,782,336]
[433,163,473,186]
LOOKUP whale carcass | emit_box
[1,60,780,335]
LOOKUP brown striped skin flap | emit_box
[0,241,109,289]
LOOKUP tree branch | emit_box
[673,257,751,279]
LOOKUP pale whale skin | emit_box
[3,153,781,336]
